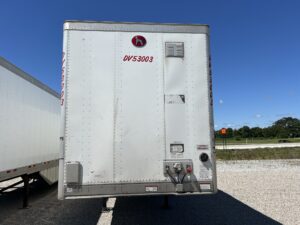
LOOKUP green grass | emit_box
[216,147,300,160]
[215,137,300,145]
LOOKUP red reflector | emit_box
[186,166,193,173]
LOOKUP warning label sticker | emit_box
[145,186,158,192]
[165,95,185,104]
[199,167,212,180]
[197,145,208,150]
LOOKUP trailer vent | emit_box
[165,42,184,58]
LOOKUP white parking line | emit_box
[97,198,116,225]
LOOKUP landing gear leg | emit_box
[162,195,169,209]
[21,174,29,209]
[102,197,109,212]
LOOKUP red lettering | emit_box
[128,56,133,61]
[122,55,154,63]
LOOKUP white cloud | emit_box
[255,114,262,118]
[219,99,223,104]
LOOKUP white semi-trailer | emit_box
[0,57,60,206]
[59,21,216,201]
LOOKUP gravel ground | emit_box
[217,159,300,225]
[0,159,299,225]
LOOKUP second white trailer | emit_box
[0,57,60,183]
[59,21,216,199]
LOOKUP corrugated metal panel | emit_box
[0,58,60,180]
[61,23,216,198]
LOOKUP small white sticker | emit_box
[165,95,185,104]
[145,186,158,192]
[197,145,208,150]
[200,184,211,190]
[170,144,184,153]
[66,187,73,193]
[199,167,212,180]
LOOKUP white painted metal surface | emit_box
[60,21,216,198]
[0,57,60,182]
[40,166,59,185]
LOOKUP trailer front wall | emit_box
[61,22,216,198]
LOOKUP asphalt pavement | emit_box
[1,160,299,225]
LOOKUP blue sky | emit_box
[1,0,299,129]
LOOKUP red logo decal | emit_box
[132,35,146,47]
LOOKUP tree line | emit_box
[215,117,300,139]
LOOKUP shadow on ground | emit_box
[0,184,282,225]
[0,181,103,225]
[110,190,282,225]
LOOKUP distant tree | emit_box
[214,130,220,138]
[251,127,263,138]
[262,127,276,138]
[232,128,239,138]
[272,117,300,138]
[215,117,300,139]
[226,128,234,138]
[238,126,251,138]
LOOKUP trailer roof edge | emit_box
[64,21,209,34]
[0,57,60,99]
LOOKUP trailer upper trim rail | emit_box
[64,21,209,34]
[0,57,60,99]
